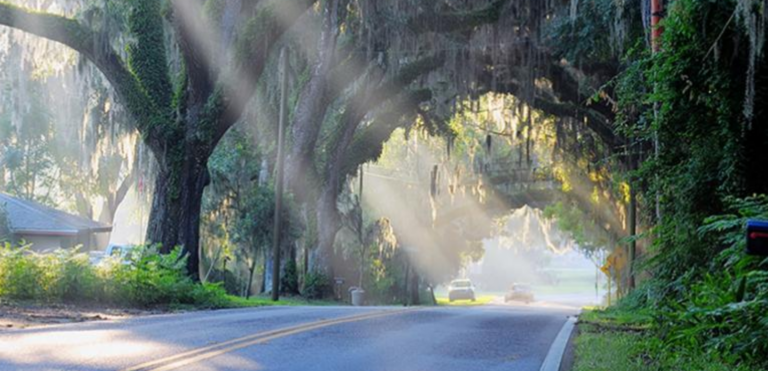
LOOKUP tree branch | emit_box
[169,0,215,108]
[286,0,345,195]
[214,0,316,141]
[341,89,433,177]
[0,2,166,154]
[408,0,509,34]
[324,54,445,194]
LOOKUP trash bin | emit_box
[351,288,366,306]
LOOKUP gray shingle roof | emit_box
[0,193,112,236]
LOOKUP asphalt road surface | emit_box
[0,303,576,371]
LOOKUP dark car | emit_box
[448,279,476,302]
[505,283,534,303]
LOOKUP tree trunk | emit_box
[146,150,210,281]
[315,185,340,277]
[410,268,421,305]
[246,258,257,299]
[284,0,342,199]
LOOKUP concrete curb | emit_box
[539,316,577,371]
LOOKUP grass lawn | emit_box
[573,309,759,371]
[223,295,340,308]
[435,295,495,306]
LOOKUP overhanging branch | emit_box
[0,2,166,154]
[408,0,510,34]
[341,89,433,177]
[215,0,316,141]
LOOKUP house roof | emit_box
[0,193,112,236]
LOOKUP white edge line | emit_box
[539,316,577,371]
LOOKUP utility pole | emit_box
[359,166,364,243]
[358,165,365,288]
[652,0,664,222]
[272,47,289,302]
[651,0,664,53]
[628,177,637,290]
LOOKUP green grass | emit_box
[573,309,760,371]
[224,295,340,308]
[435,295,495,306]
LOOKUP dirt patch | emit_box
[0,302,162,330]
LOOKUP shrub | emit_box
[637,195,768,369]
[0,243,43,300]
[281,260,299,295]
[39,248,98,303]
[0,244,232,309]
[303,270,331,299]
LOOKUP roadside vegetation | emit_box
[543,0,768,369]
[0,243,325,310]
[572,196,768,371]
[574,308,759,371]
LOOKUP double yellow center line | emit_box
[122,308,416,371]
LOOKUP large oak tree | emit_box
[0,0,313,279]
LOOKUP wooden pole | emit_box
[651,0,664,53]
[358,166,364,288]
[607,268,612,306]
[652,0,664,223]
[628,180,637,290]
[272,47,289,301]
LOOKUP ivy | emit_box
[127,0,173,113]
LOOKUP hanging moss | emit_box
[203,0,227,27]
[235,7,276,69]
[736,0,768,127]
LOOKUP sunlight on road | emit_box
[435,295,495,306]
[0,326,265,370]
[0,328,153,367]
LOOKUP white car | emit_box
[91,244,135,265]
[448,279,476,302]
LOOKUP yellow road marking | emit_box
[122,308,415,371]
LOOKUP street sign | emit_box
[600,265,610,276]
[746,220,768,256]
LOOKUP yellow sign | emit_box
[601,249,627,277]
[600,265,610,276]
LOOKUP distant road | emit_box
[0,304,576,371]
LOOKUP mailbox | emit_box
[746,220,768,256]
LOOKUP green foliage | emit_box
[0,80,58,205]
[615,0,768,283]
[649,196,768,368]
[575,308,759,371]
[127,0,172,112]
[363,252,407,305]
[280,259,299,295]
[0,244,230,309]
[604,196,768,370]
[543,201,611,258]
[0,243,45,300]
[547,0,643,66]
[203,125,304,296]
[302,270,331,299]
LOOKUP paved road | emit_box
[0,304,576,371]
